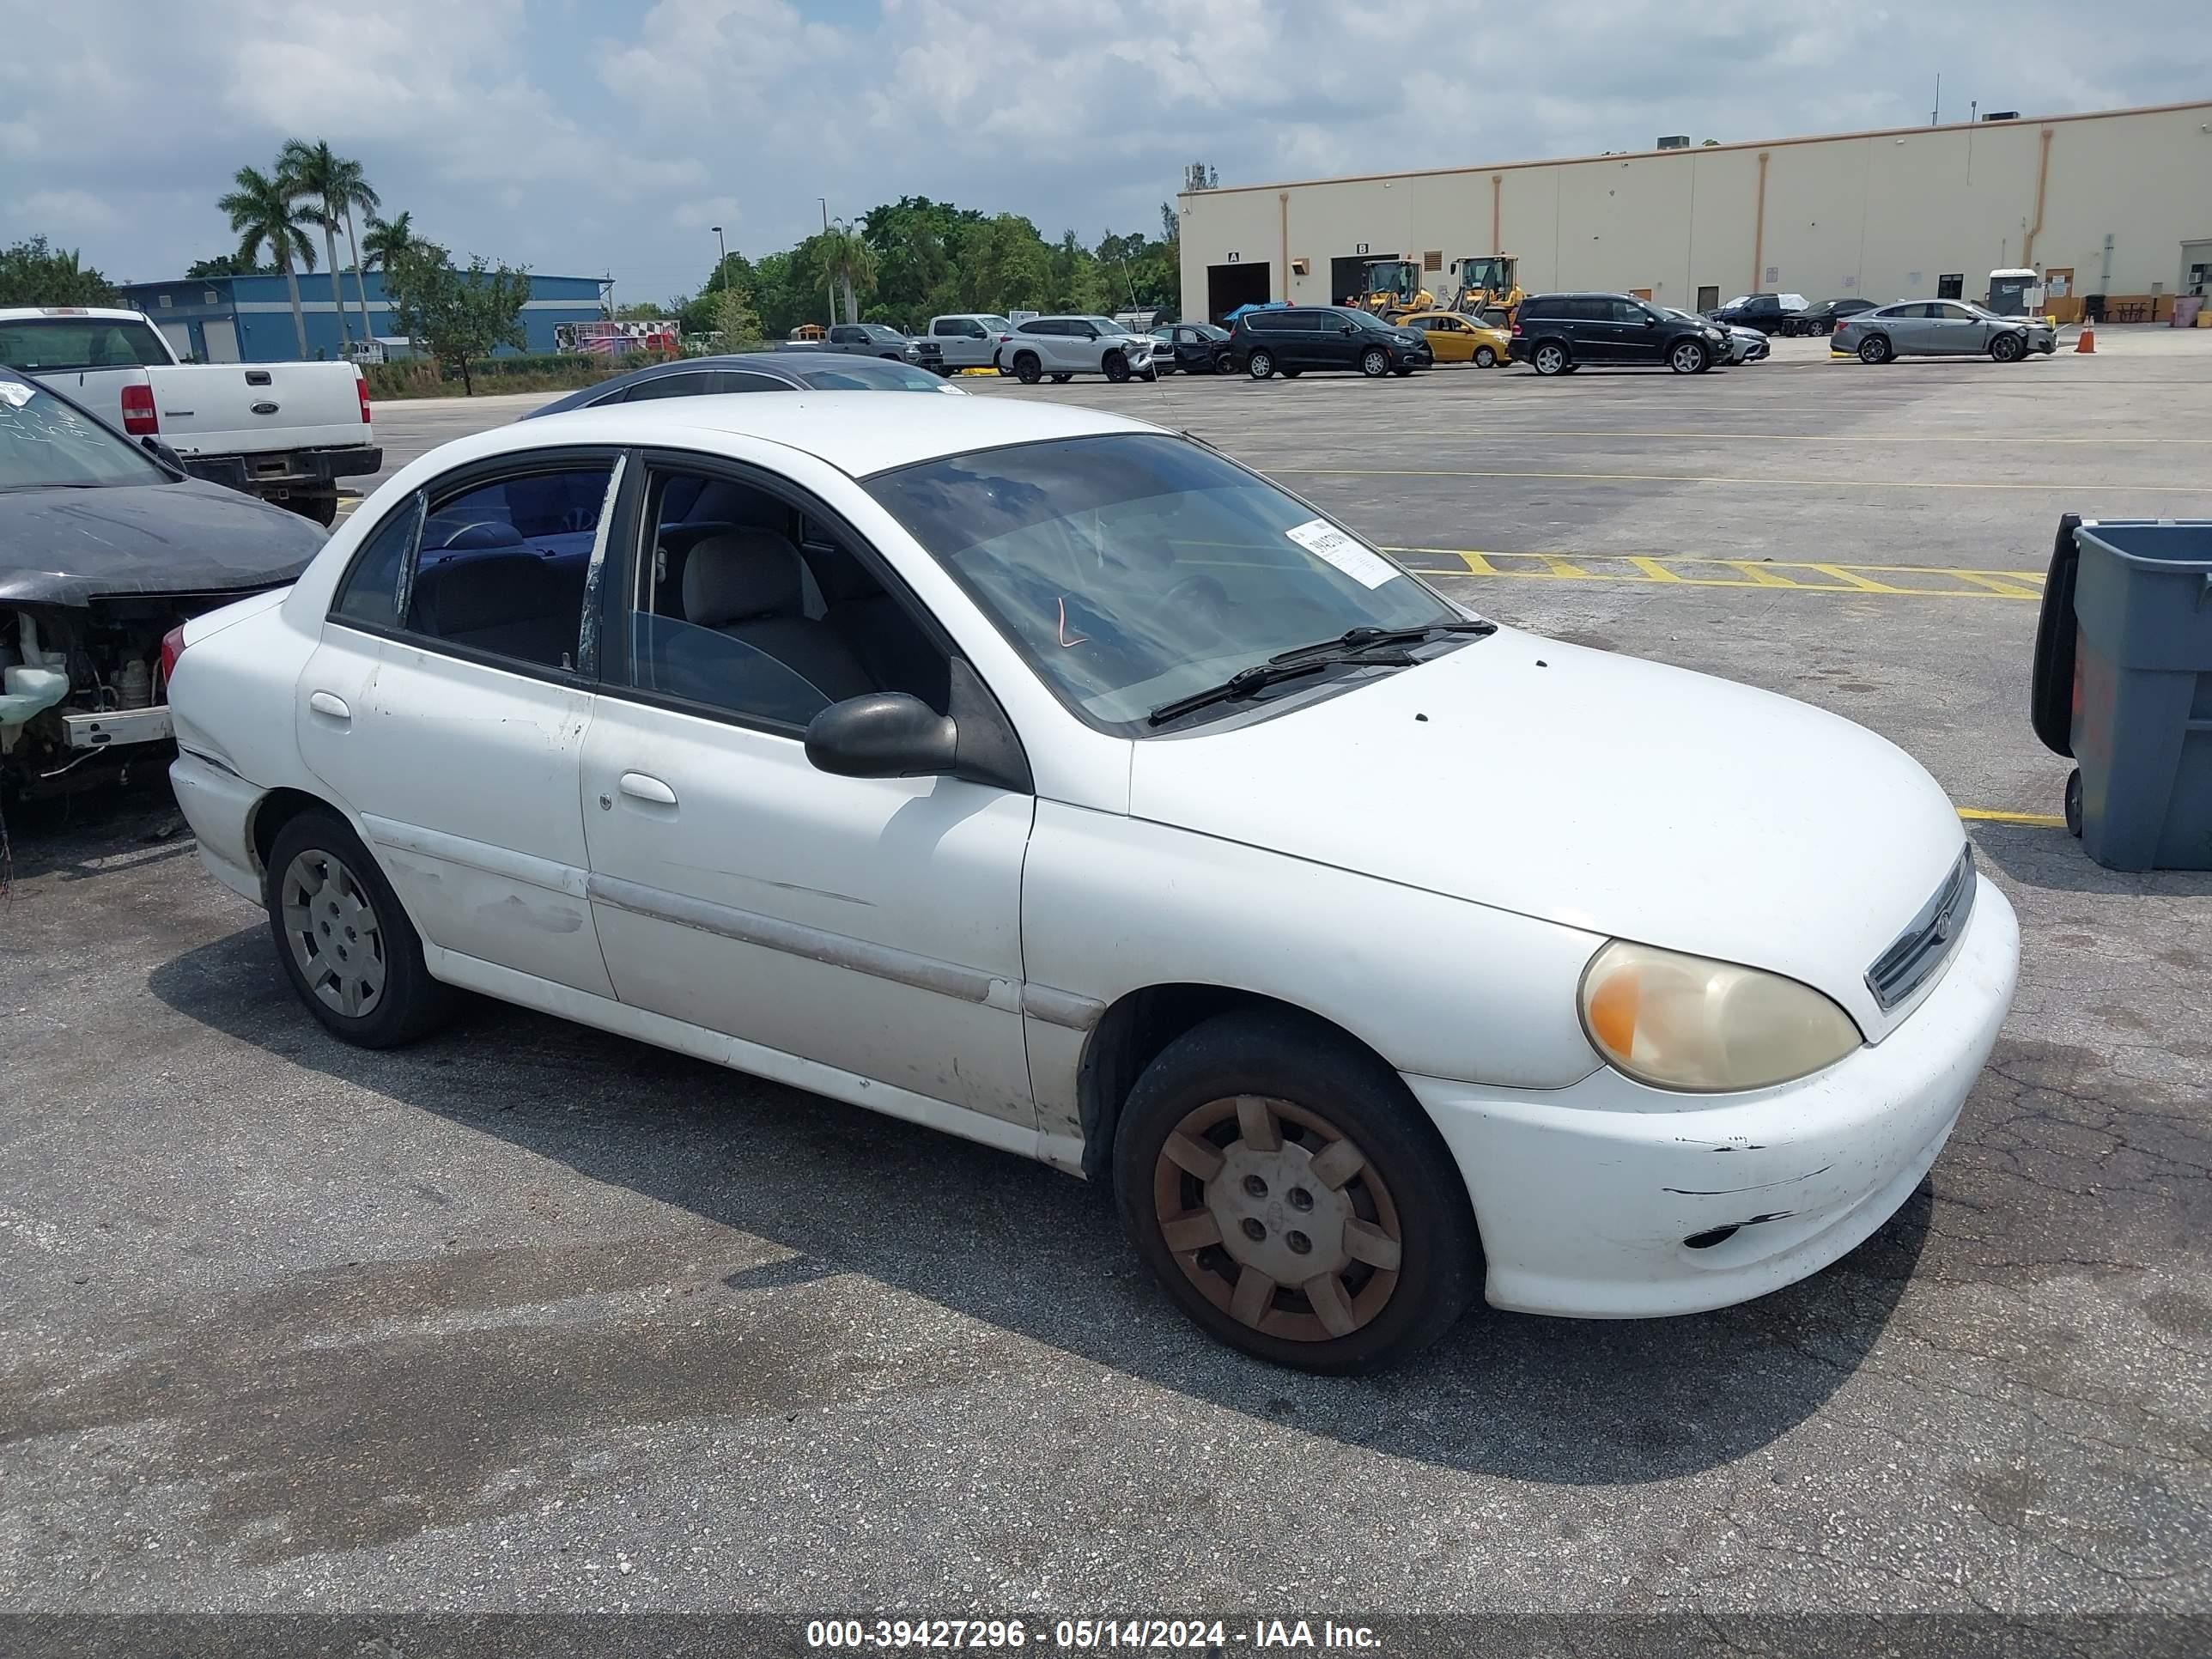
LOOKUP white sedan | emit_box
[165,394,2018,1372]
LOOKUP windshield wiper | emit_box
[1147,647,1415,726]
[1268,618,1495,665]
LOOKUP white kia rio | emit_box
[164,394,2018,1372]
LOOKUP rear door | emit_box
[295,448,624,996]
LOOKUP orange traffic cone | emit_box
[2075,320,2096,354]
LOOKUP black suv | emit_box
[1708,293,1809,335]
[1512,293,1728,376]
[1228,307,1432,379]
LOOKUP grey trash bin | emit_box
[2069,520,2212,870]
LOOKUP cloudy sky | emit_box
[4,0,2205,302]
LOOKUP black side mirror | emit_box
[1338,323,1355,334]
[805,692,958,778]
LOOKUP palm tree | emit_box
[218,164,317,358]
[817,223,877,328]
[362,210,416,274]
[313,149,380,349]
[278,139,356,349]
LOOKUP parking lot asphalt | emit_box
[4,328,2209,1629]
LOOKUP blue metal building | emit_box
[115,270,606,363]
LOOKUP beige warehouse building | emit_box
[1177,100,2212,325]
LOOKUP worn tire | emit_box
[1103,350,1131,383]
[1012,351,1042,385]
[1474,345,1497,368]
[1360,347,1390,378]
[1991,331,2027,363]
[264,807,456,1049]
[1113,1009,1480,1375]
[1858,334,1893,364]
[1246,350,1275,380]
[2064,769,2084,837]
[1529,340,1569,376]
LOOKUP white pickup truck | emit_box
[0,307,380,524]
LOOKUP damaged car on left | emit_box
[0,368,326,801]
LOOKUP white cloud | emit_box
[9,189,115,228]
[674,197,744,233]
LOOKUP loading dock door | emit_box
[203,318,240,362]
[1206,262,1271,324]
[1697,285,1719,311]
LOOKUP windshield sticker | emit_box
[1285,518,1398,589]
[0,381,33,410]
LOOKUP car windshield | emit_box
[0,315,172,374]
[866,434,1462,734]
[1191,323,1228,340]
[862,325,904,340]
[799,361,947,392]
[0,379,171,489]
[1342,309,1392,330]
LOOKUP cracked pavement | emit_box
[0,335,2207,1634]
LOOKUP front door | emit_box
[295,453,623,996]
[1924,301,1982,354]
[1607,297,1665,363]
[578,452,1037,1125]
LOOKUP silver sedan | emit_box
[1834,301,2057,364]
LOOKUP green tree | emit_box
[383,242,530,394]
[279,140,360,348]
[362,210,417,274]
[185,252,267,279]
[811,223,877,325]
[0,236,118,307]
[709,285,763,349]
[218,163,317,357]
[615,300,672,321]
[283,141,381,349]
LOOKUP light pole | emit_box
[711,225,726,280]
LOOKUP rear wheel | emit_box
[1669,339,1709,374]
[2064,769,2083,837]
[1013,351,1042,385]
[1360,347,1390,378]
[1114,1010,1480,1374]
[1474,345,1496,368]
[264,808,455,1049]
[1247,350,1275,380]
[1991,331,2026,363]
[1858,335,1893,365]
[1530,340,1569,376]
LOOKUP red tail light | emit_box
[121,381,158,435]
[159,623,188,685]
[356,371,372,423]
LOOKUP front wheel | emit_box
[1247,350,1275,380]
[264,807,455,1048]
[1669,339,1709,374]
[1991,331,2026,363]
[1474,345,1496,368]
[1113,1010,1480,1374]
[1360,347,1390,378]
[1530,341,1569,377]
[1858,335,1893,365]
[1013,351,1042,385]
[1103,350,1131,384]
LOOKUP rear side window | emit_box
[331,495,426,630]
[0,317,171,374]
[623,372,718,402]
[1283,310,1326,331]
[1521,296,1562,319]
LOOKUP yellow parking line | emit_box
[1391,546,2048,600]
[1948,570,2047,599]
[1535,554,1588,578]
[1275,465,2212,494]
[1726,561,1801,587]
[1958,808,2068,828]
[1626,556,1683,582]
[1808,563,1905,593]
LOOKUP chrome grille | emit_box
[1865,846,1977,1012]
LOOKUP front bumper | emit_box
[1405,876,2018,1319]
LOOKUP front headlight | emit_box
[1578,940,1862,1092]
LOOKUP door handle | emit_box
[307,690,350,721]
[617,771,678,806]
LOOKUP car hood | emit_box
[1126,629,1966,1036]
[0,477,325,606]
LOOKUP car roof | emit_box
[463,392,1161,481]
[0,305,152,325]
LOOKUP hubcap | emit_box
[1152,1094,1403,1343]
[281,848,386,1018]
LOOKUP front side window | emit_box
[0,379,170,489]
[0,316,172,374]
[867,434,1465,734]
[331,459,615,672]
[799,361,946,392]
[623,372,717,402]
[619,465,947,728]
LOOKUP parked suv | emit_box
[1512,294,1728,376]
[996,316,1157,384]
[1709,293,1810,334]
[927,313,1021,371]
[1229,307,1433,379]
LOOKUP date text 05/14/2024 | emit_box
[805,1618,1384,1650]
